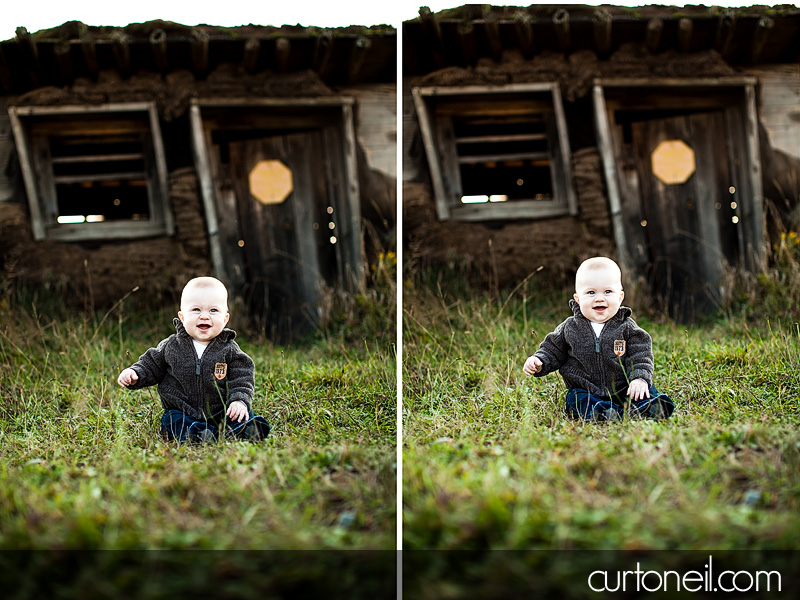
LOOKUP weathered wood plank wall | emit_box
[741,65,800,161]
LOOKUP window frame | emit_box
[8,102,172,241]
[412,82,578,222]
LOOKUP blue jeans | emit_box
[566,386,674,421]
[160,409,271,443]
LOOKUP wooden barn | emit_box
[403,4,800,321]
[0,20,396,341]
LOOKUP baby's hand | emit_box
[523,355,543,376]
[227,400,249,423]
[117,368,138,387]
[627,378,650,401]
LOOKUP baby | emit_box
[523,257,674,421]
[118,276,271,442]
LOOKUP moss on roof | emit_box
[409,3,800,22]
[11,20,394,43]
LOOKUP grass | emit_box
[402,272,800,554]
[0,284,396,554]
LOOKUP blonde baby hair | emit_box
[575,257,622,291]
[180,276,228,309]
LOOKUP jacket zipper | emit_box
[591,319,600,389]
[594,322,611,395]
[195,354,203,410]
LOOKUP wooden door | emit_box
[631,111,741,322]
[223,129,339,342]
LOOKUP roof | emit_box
[0,21,396,93]
[403,4,800,75]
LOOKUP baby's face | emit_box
[178,287,230,344]
[573,268,624,324]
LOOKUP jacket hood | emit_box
[569,298,632,321]
[172,317,237,343]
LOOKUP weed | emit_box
[0,286,395,551]
[403,273,800,551]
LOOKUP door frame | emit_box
[592,77,765,278]
[189,97,364,296]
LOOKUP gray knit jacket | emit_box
[534,300,654,398]
[127,318,255,421]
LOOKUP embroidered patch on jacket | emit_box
[613,340,626,356]
[214,363,228,380]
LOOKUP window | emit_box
[9,103,172,241]
[412,83,577,221]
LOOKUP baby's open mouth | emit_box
[197,324,211,331]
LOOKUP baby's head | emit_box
[573,257,624,324]
[178,276,230,344]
